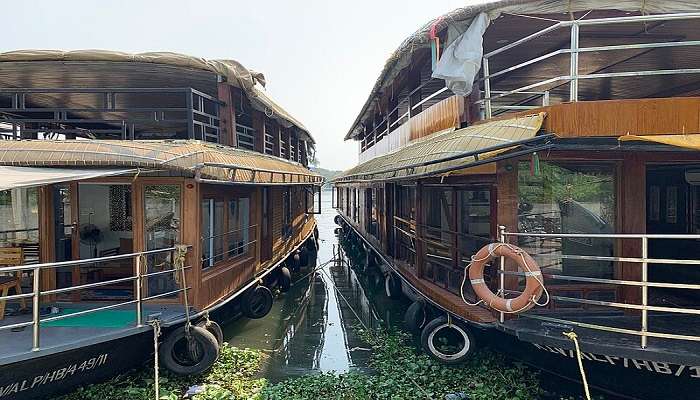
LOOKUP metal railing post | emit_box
[135,254,143,327]
[569,23,580,102]
[641,236,649,348]
[542,90,550,106]
[32,266,41,351]
[498,225,506,323]
[483,57,492,119]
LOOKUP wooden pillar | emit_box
[39,186,56,294]
[217,83,236,146]
[182,179,201,309]
[496,159,520,291]
[415,182,424,277]
[252,111,265,153]
[271,121,280,156]
[620,154,644,306]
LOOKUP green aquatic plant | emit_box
[261,329,542,400]
[56,343,266,400]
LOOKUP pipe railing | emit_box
[479,12,700,118]
[500,228,700,348]
[0,246,191,352]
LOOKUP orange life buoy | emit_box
[468,243,544,313]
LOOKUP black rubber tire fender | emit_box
[299,247,310,267]
[196,320,224,346]
[242,285,274,319]
[384,272,402,299]
[420,316,475,364]
[404,300,428,336]
[278,266,292,293]
[334,215,343,225]
[159,325,220,375]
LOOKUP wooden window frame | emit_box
[200,185,254,270]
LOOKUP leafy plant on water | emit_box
[261,329,543,400]
[55,343,266,400]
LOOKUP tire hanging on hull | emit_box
[159,326,220,375]
[420,316,475,364]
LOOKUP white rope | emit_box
[149,319,162,400]
[459,242,550,313]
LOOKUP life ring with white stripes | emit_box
[468,243,544,313]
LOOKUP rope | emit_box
[459,242,550,313]
[148,319,162,400]
[319,267,433,400]
[563,331,591,400]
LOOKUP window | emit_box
[201,198,224,269]
[305,186,321,214]
[518,161,616,280]
[201,188,252,270]
[227,197,250,257]
[0,187,40,263]
[366,188,378,238]
[145,185,181,296]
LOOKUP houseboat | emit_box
[0,50,322,400]
[332,2,700,399]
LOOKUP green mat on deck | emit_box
[42,308,136,328]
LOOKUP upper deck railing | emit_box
[478,12,700,118]
[0,87,222,142]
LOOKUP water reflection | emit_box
[224,189,404,382]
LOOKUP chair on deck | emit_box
[0,247,27,320]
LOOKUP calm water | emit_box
[223,189,406,382]
[222,190,602,399]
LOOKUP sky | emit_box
[3,0,473,171]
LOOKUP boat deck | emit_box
[499,312,700,366]
[0,302,187,365]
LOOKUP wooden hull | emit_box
[482,328,700,400]
[0,330,153,400]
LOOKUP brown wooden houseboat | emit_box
[0,50,322,400]
[332,2,700,399]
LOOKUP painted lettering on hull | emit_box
[532,344,700,379]
[0,354,108,398]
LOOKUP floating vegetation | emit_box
[262,329,542,400]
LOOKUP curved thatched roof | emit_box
[345,0,700,140]
[0,49,312,142]
[0,139,323,185]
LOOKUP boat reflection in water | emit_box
[224,189,406,382]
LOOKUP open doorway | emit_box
[76,183,135,301]
[646,165,700,306]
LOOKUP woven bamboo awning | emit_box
[335,113,547,183]
[0,140,323,186]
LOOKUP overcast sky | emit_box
[3,0,474,171]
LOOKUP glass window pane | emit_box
[228,197,250,258]
[145,185,181,297]
[518,161,616,279]
[0,188,40,262]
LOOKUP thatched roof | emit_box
[0,139,323,185]
[345,0,700,140]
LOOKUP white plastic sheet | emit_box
[0,167,134,190]
[431,12,490,97]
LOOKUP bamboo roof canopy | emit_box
[0,49,313,143]
[0,140,323,185]
[345,0,700,140]
[335,113,546,182]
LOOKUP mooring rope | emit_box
[319,262,434,400]
[563,331,591,400]
[149,319,162,400]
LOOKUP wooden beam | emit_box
[217,83,236,146]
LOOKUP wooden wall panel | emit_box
[509,97,700,137]
[410,95,463,141]
[195,184,315,309]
